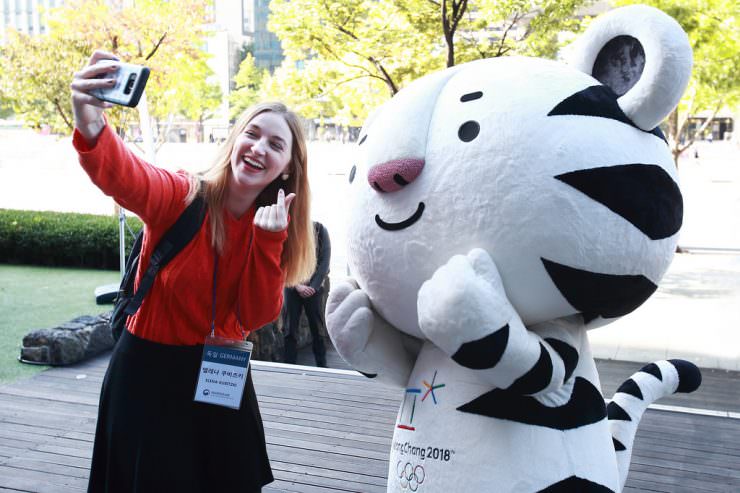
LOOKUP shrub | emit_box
[0,209,142,269]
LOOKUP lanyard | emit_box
[210,236,251,339]
[210,254,219,337]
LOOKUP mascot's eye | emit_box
[460,91,483,102]
[349,165,357,183]
[458,121,480,142]
[359,135,367,145]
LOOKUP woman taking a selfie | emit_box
[70,50,315,492]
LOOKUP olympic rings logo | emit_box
[397,461,425,491]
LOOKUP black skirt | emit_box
[88,330,274,493]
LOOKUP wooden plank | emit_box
[628,464,736,492]
[0,465,87,490]
[265,424,391,452]
[2,458,89,480]
[271,468,386,492]
[6,450,91,469]
[0,475,84,493]
[0,386,99,407]
[263,417,391,443]
[270,458,386,487]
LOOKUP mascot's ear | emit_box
[566,5,692,130]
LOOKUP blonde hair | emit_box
[187,102,315,286]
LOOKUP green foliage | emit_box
[0,85,16,119]
[0,209,142,269]
[0,31,89,132]
[230,53,268,119]
[267,0,444,124]
[615,0,740,160]
[0,0,221,134]
[266,0,589,123]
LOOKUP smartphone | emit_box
[92,61,150,108]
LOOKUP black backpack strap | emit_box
[119,229,144,298]
[124,190,207,316]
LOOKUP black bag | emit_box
[110,192,207,341]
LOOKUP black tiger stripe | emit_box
[544,338,578,383]
[457,377,606,430]
[542,258,658,323]
[506,343,553,395]
[640,362,662,381]
[606,401,631,421]
[451,325,509,370]
[359,371,377,379]
[538,475,615,492]
[612,437,626,452]
[548,84,665,142]
[616,378,643,400]
[554,164,682,240]
[668,359,702,393]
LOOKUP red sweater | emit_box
[74,125,287,345]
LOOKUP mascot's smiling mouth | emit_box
[375,202,426,231]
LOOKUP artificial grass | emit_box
[0,264,118,384]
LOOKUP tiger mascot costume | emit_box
[326,5,701,492]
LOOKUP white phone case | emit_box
[92,62,150,108]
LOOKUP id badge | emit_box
[194,334,253,410]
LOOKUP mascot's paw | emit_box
[326,279,375,360]
[418,249,515,354]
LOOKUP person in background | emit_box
[282,221,331,367]
[70,50,315,492]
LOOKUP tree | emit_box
[267,0,590,123]
[615,0,740,164]
[396,0,588,66]
[230,53,268,119]
[269,0,442,100]
[0,31,90,132]
[0,0,221,138]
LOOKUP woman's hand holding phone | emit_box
[70,50,120,146]
[71,50,149,144]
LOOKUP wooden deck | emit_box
[0,345,738,493]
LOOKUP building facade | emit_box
[243,0,283,72]
[204,0,283,129]
[0,0,63,44]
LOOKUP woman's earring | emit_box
[281,174,289,181]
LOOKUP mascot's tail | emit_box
[608,359,702,490]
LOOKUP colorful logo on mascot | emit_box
[398,370,446,431]
[397,461,425,491]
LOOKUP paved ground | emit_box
[1,129,739,370]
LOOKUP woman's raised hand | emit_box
[255,189,295,232]
[70,50,119,145]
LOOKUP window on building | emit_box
[26,0,32,29]
[241,0,250,35]
[3,0,11,25]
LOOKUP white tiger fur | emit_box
[327,5,700,492]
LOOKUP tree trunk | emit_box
[668,109,680,167]
[446,33,455,67]
[441,0,467,68]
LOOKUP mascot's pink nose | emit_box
[367,158,425,193]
